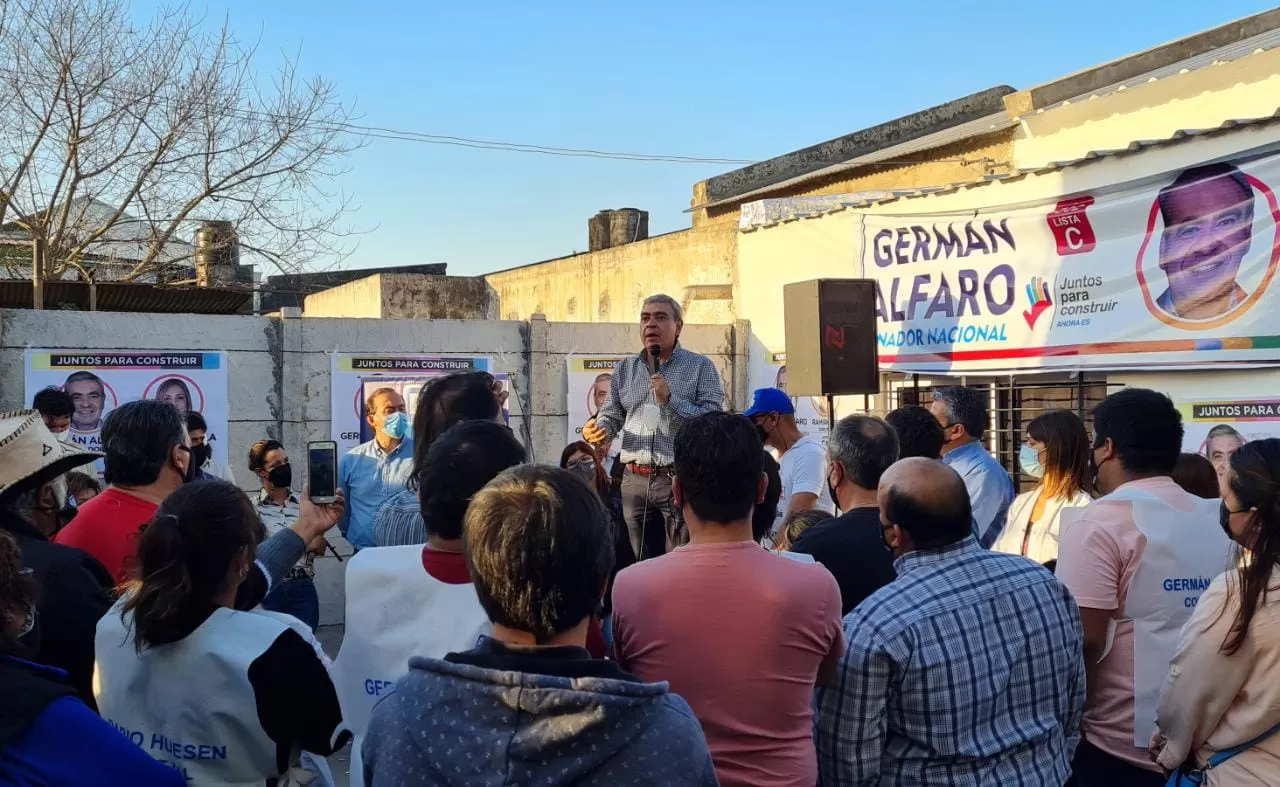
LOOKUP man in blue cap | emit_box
[744,388,833,542]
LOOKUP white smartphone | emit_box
[307,441,338,504]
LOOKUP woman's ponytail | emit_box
[122,480,259,651]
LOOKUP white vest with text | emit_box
[333,545,492,787]
[95,603,297,786]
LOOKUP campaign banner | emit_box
[566,356,623,445]
[1178,397,1280,480]
[861,149,1280,372]
[757,351,831,444]
[24,349,229,476]
[329,353,508,455]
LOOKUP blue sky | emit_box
[129,0,1275,276]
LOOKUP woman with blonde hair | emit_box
[994,409,1093,566]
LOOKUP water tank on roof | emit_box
[588,210,613,252]
[608,208,648,248]
[195,220,239,287]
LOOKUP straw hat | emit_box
[0,410,103,499]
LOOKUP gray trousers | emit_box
[620,469,684,561]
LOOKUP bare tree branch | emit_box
[0,0,363,282]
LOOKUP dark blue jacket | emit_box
[0,655,185,786]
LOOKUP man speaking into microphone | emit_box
[583,294,724,560]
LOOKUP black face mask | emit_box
[1219,501,1249,543]
[191,444,211,469]
[268,463,293,490]
[181,450,201,483]
[1088,446,1108,493]
[55,503,77,531]
[568,462,596,484]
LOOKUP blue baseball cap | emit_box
[743,387,795,418]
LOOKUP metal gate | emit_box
[876,372,1116,491]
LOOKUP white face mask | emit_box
[53,430,71,443]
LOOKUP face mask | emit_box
[1088,446,1110,492]
[383,411,409,440]
[53,430,71,443]
[179,445,198,483]
[191,444,211,469]
[826,468,840,514]
[268,463,292,490]
[1219,502,1250,543]
[1019,444,1045,479]
[569,462,596,484]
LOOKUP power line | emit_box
[0,67,757,166]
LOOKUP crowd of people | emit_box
[1,293,1278,786]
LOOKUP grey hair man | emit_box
[791,415,900,615]
[582,294,725,560]
[928,386,1014,548]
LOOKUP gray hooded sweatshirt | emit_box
[362,638,718,786]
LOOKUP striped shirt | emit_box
[372,488,426,547]
[816,537,1085,786]
[256,490,313,577]
[594,345,724,467]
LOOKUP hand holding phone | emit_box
[307,441,338,504]
[291,487,345,546]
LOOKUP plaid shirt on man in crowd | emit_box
[816,536,1085,786]
[594,345,723,467]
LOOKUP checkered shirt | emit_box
[816,536,1085,786]
[594,345,724,467]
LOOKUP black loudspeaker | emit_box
[782,279,880,396]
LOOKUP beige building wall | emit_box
[1013,47,1280,168]
[484,223,739,325]
[301,273,383,318]
[303,272,495,319]
[486,131,1015,327]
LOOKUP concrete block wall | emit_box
[0,308,747,625]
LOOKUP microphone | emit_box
[647,344,662,375]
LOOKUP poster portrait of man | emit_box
[1155,163,1255,321]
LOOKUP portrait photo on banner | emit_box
[1135,159,1280,332]
[1178,397,1280,481]
[565,356,623,445]
[23,349,230,476]
[329,353,509,455]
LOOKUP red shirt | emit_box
[55,488,158,587]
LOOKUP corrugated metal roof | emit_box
[739,109,1280,231]
[0,280,252,313]
[0,198,196,265]
[697,112,1015,211]
[1044,26,1280,111]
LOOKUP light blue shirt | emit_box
[941,440,1015,548]
[338,437,414,550]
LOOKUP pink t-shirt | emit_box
[611,541,843,787]
[1057,476,1197,773]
